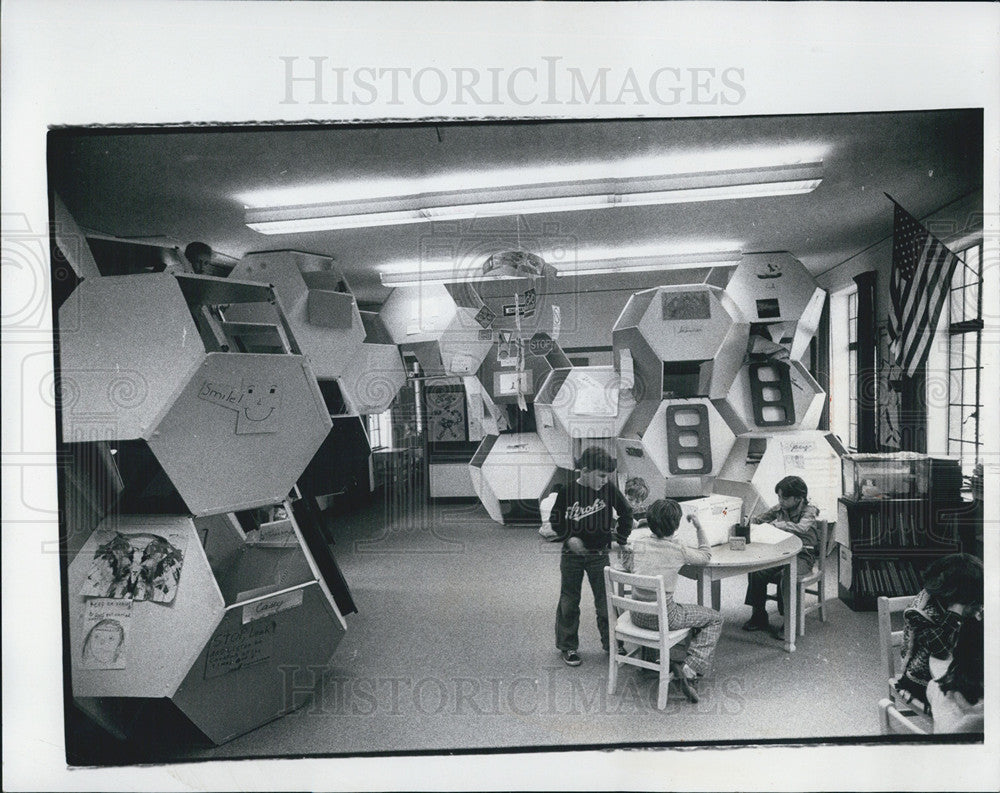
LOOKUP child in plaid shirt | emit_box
[895,553,983,713]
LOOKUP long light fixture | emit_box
[378,250,742,287]
[245,161,822,235]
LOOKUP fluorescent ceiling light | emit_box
[246,161,823,234]
[554,251,742,277]
[379,250,742,287]
[236,145,828,208]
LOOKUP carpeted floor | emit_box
[183,494,891,759]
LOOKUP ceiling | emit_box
[47,110,982,306]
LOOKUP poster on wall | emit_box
[425,385,469,442]
[79,598,132,670]
[79,529,188,604]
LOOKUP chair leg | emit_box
[819,579,828,622]
[608,645,618,696]
[797,583,806,637]
[657,663,669,710]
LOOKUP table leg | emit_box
[697,573,707,607]
[783,558,797,653]
[710,579,722,612]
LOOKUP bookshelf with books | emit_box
[837,496,972,612]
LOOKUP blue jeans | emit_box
[555,548,610,652]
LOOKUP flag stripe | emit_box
[887,200,960,378]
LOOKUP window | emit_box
[366,410,393,450]
[946,242,983,476]
[847,289,859,451]
[829,284,859,451]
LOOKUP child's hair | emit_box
[575,446,617,474]
[624,476,649,507]
[775,475,808,499]
[646,499,683,538]
[921,553,983,607]
[936,615,983,705]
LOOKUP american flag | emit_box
[887,198,960,378]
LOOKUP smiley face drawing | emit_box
[197,377,283,434]
[236,381,282,434]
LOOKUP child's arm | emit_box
[751,505,781,525]
[682,514,712,565]
[769,504,820,543]
[611,484,634,545]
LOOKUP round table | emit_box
[679,532,803,652]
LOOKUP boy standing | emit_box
[742,475,820,634]
[551,447,633,666]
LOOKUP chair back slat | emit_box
[605,568,670,632]
[877,595,915,680]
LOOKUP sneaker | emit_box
[560,649,582,666]
[741,615,770,632]
[671,662,700,703]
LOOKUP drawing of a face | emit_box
[83,619,125,665]
[242,383,281,421]
[236,382,282,434]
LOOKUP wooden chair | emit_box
[766,519,835,636]
[604,567,692,710]
[878,698,931,735]
[877,594,916,700]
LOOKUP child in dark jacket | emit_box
[550,446,633,667]
[895,553,983,713]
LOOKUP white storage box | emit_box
[675,495,743,548]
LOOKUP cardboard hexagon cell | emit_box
[724,252,826,360]
[616,398,737,506]
[535,366,636,469]
[612,284,749,414]
[338,344,407,415]
[476,333,571,405]
[712,431,847,520]
[716,358,825,434]
[69,511,347,745]
[380,284,492,376]
[59,273,206,442]
[148,353,332,515]
[229,251,365,379]
[469,433,558,524]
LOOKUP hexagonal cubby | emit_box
[534,366,636,469]
[712,430,847,520]
[59,273,332,516]
[615,397,737,507]
[380,283,493,377]
[337,312,407,415]
[724,252,826,361]
[469,433,559,524]
[475,332,571,406]
[715,357,825,434]
[612,284,749,426]
[228,250,366,379]
[68,510,347,745]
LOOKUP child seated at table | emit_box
[895,552,983,714]
[927,608,984,733]
[623,499,723,703]
[742,475,820,634]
